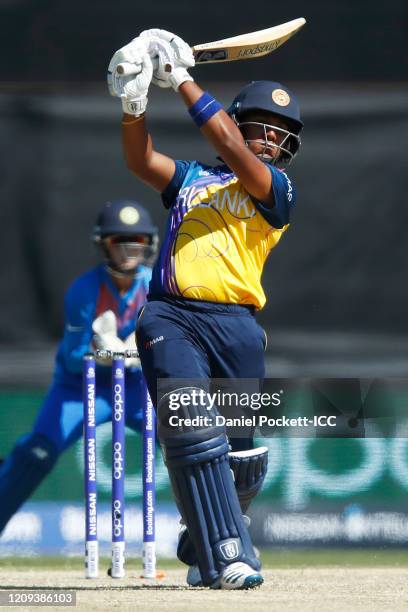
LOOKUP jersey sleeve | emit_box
[254,165,296,229]
[59,271,99,374]
[161,160,192,209]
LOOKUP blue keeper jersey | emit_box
[54,264,151,385]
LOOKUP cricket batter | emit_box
[0,200,158,535]
[108,29,303,589]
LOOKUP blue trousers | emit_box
[136,296,265,454]
[33,372,144,452]
[0,370,145,533]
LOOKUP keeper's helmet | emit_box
[93,199,158,277]
[227,81,303,167]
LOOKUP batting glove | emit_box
[140,29,195,91]
[107,38,147,96]
[107,39,153,115]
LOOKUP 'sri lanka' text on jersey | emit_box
[150,160,296,309]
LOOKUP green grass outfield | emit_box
[2,549,408,570]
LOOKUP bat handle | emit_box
[116,62,141,76]
[116,57,164,76]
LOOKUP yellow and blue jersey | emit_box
[150,161,296,309]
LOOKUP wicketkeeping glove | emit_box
[92,310,140,368]
[92,310,126,363]
[140,29,195,91]
[92,310,117,336]
[123,333,141,368]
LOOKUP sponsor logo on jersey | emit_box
[145,335,164,349]
[280,170,293,202]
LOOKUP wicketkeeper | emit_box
[0,200,158,535]
[107,28,303,589]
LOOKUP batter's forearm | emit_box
[122,113,176,192]
[178,82,272,201]
[122,113,152,176]
[178,81,245,152]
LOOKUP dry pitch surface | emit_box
[1,554,408,612]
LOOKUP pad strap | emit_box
[229,446,269,513]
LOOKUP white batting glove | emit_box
[121,53,153,115]
[140,29,195,91]
[107,39,153,115]
[153,41,194,91]
[107,38,147,96]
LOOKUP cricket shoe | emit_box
[184,515,261,588]
[215,562,264,590]
[186,547,262,587]
[188,562,263,590]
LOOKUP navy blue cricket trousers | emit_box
[136,296,266,415]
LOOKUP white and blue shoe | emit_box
[216,561,264,590]
[187,561,263,590]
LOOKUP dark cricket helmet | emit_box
[227,80,303,165]
[93,199,158,276]
[93,199,158,239]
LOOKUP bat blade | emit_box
[192,18,306,64]
[114,18,306,76]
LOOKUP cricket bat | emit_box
[192,18,306,64]
[116,18,306,75]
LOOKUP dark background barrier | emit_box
[2,0,408,82]
[1,1,407,352]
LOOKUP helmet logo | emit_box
[119,206,140,225]
[272,88,290,106]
